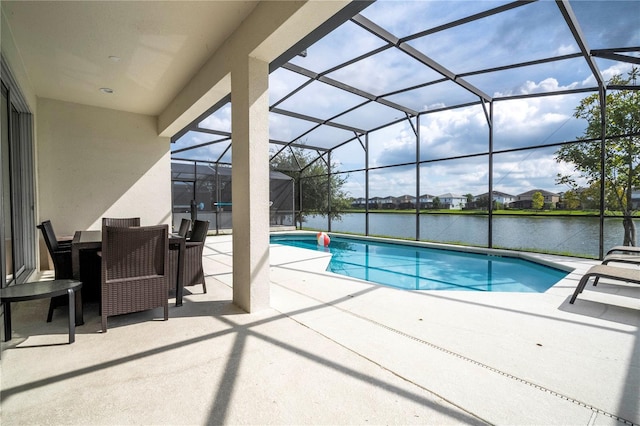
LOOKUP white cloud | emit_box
[369,166,417,197]
[199,104,231,132]
[328,48,435,96]
[420,160,488,196]
[495,77,579,97]
[367,120,416,167]
[580,63,634,86]
[277,80,365,121]
[493,95,580,145]
[269,114,294,142]
[269,69,309,106]
[601,63,635,82]
[290,20,386,73]
[555,44,578,56]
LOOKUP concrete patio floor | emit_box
[1,233,639,425]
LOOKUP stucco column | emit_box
[231,55,270,312]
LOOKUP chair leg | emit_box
[4,302,12,342]
[570,275,591,304]
[198,265,206,293]
[47,295,68,322]
[47,299,56,322]
[67,289,76,344]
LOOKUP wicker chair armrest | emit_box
[105,274,167,284]
[185,241,204,249]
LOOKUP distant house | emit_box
[352,197,387,209]
[436,193,467,210]
[419,194,435,209]
[396,194,416,209]
[368,196,396,209]
[511,189,560,209]
[351,197,367,208]
[380,196,396,209]
[473,191,515,205]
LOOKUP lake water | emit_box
[301,213,639,258]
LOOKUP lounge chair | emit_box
[599,245,640,267]
[602,253,640,266]
[569,264,640,304]
[606,245,640,256]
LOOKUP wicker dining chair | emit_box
[102,217,141,228]
[37,220,74,322]
[37,220,73,280]
[179,220,209,294]
[101,225,169,332]
[177,218,191,238]
[168,219,209,297]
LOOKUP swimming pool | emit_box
[270,234,569,292]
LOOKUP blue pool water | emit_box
[270,234,568,292]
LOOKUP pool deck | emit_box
[1,233,639,425]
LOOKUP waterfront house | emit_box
[396,195,416,209]
[472,191,516,209]
[512,189,561,209]
[436,193,467,210]
[419,194,435,209]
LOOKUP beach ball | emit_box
[317,232,330,247]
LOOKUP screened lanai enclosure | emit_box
[171,161,295,233]
[171,0,639,259]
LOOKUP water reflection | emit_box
[303,213,638,258]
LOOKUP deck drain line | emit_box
[275,283,637,426]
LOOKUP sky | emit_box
[173,0,640,200]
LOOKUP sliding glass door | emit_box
[1,68,36,287]
[1,82,14,284]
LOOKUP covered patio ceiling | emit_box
[1,1,260,116]
[1,1,367,130]
[171,0,640,169]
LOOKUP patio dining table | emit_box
[71,230,186,307]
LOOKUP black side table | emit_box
[1,279,83,344]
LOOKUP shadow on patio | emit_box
[1,235,638,425]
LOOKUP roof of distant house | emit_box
[474,191,515,198]
[517,189,560,197]
[437,193,465,198]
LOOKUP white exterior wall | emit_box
[440,196,466,210]
[450,198,466,209]
[231,55,270,312]
[36,98,171,236]
[499,196,516,205]
[1,11,37,111]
